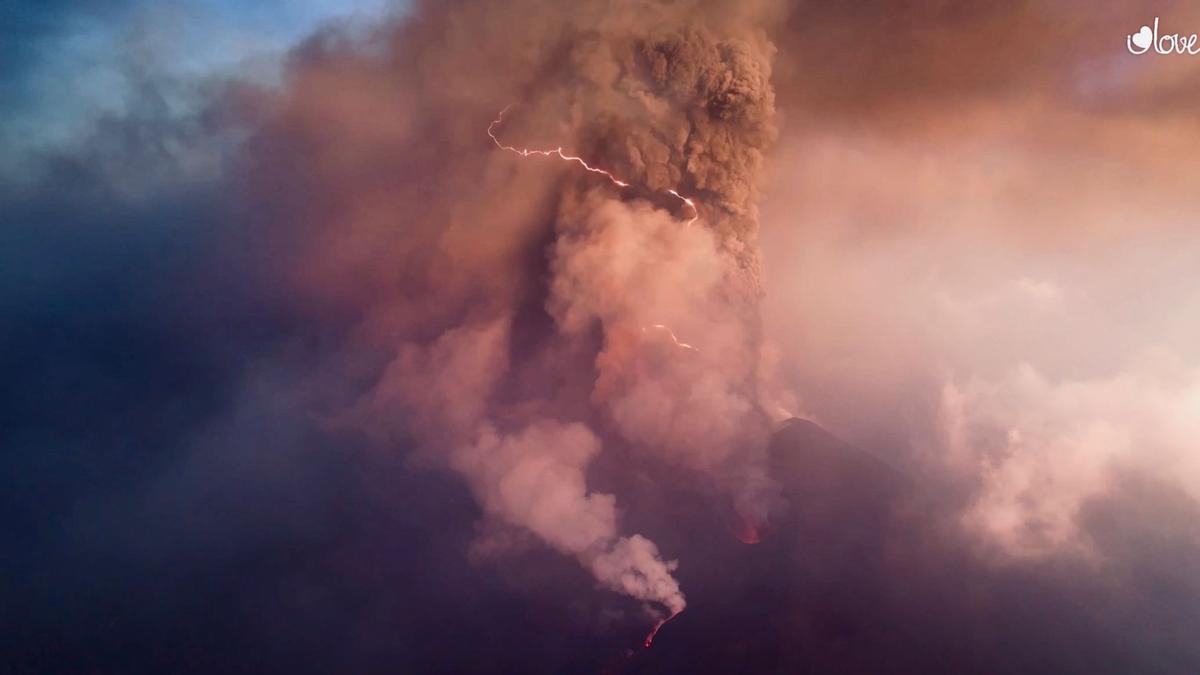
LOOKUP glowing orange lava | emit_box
[731,510,765,544]
[733,520,762,545]
[643,610,682,649]
[488,106,699,227]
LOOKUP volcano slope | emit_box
[623,418,1199,675]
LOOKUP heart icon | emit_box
[1131,25,1153,50]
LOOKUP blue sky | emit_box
[2,0,399,157]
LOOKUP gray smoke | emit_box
[292,0,789,617]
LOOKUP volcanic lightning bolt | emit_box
[489,106,696,649]
[488,106,699,228]
[665,190,698,228]
[642,324,699,353]
[489,105,701,358]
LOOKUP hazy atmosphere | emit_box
[4,1,1199,673]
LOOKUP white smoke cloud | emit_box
[549,198,769,474]
[759,95,1200,560]
[591,535,684,614]
[942,359,1200,556]
[455,421,686,613]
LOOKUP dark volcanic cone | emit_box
[621,418,913,673]
[622,417,1190,674]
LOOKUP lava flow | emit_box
[643,610,682,649]
[488,106,699,227]
[732,516,763,544]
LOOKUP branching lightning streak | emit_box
[665,190,698,228]
[490,106,700,356]
[488,106,699,227]
[488,106,630,187]
[490,106,691,649]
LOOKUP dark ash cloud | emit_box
[3,1,1199,673]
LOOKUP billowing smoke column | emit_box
[341,0,785,625]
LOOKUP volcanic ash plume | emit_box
[540,4,785,527]
[344,0,784,619]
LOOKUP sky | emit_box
[3,1,1200,673]
[2,0,393,162]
